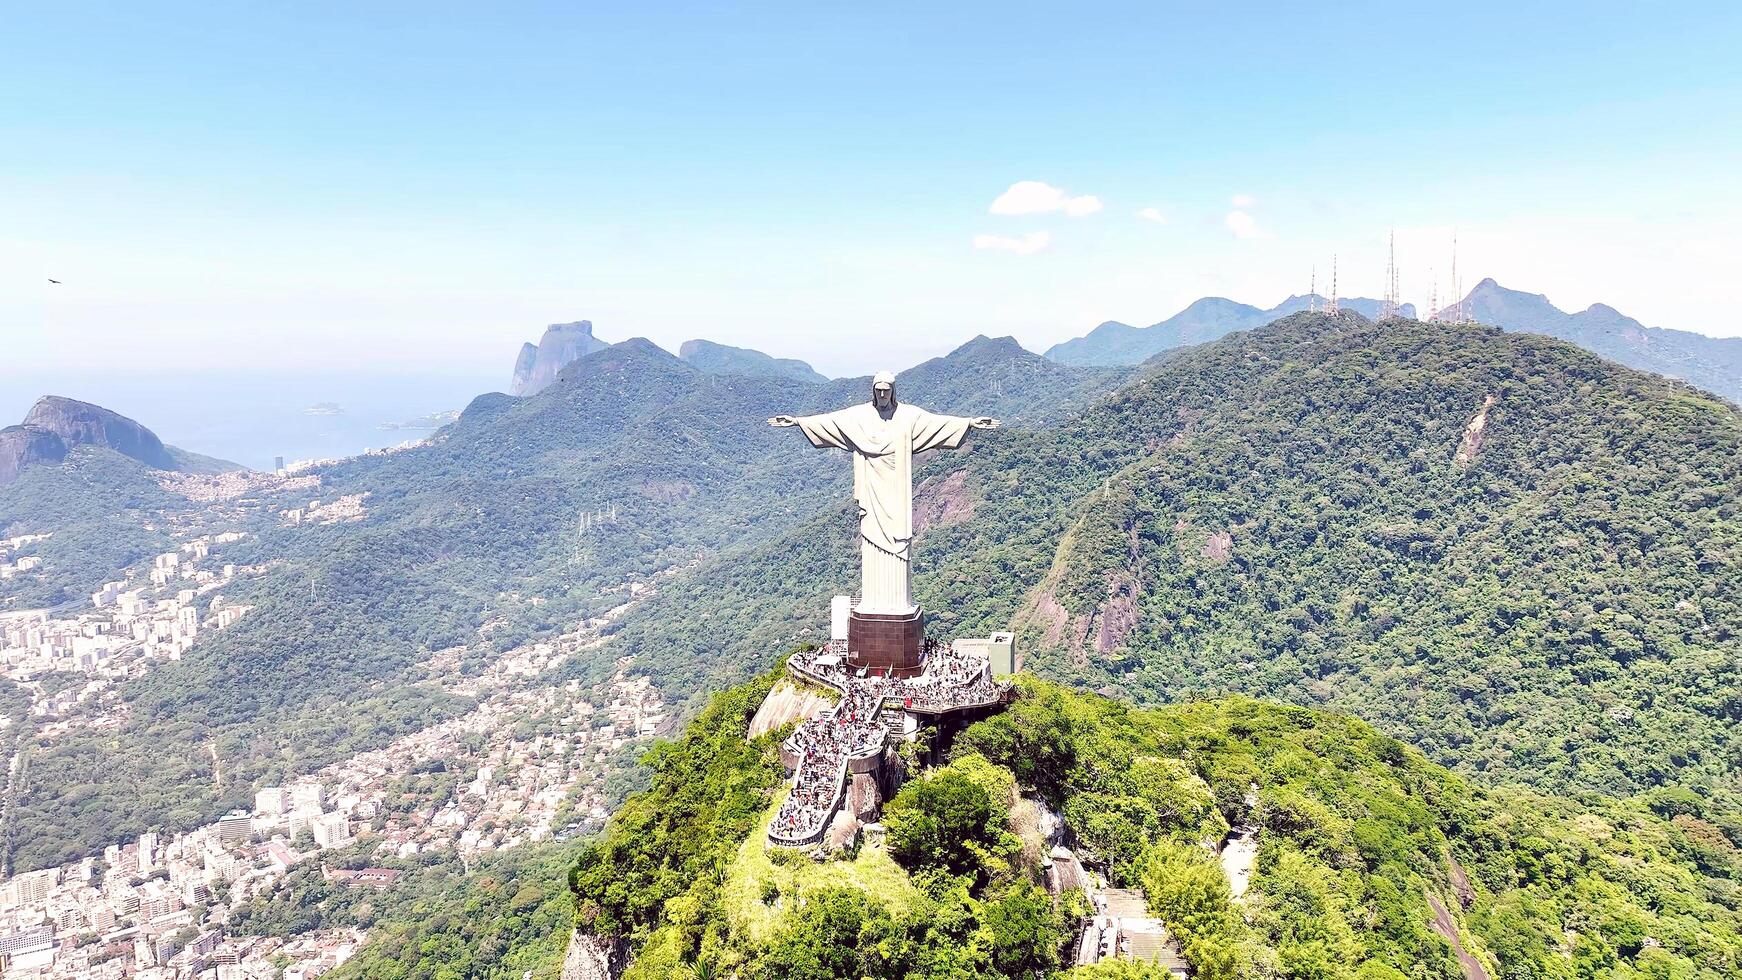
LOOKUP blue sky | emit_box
[5,1,1741,381]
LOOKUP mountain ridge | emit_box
[678,339,828,384]
[1044,294,1415,367]
[1438,278,1742,402]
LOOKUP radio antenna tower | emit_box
[1329,254,1339,315]
[1381,229,1399,320]
[1309,265,1317,313]
[1427,267,1437,323]
[1450,231,1463,324]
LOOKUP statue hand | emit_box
[768,415,798,427]
[972,417,1001,429]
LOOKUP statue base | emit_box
[847,607,925,678]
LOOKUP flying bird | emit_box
[47,279,61,284]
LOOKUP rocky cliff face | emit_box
[559,931,629,980]
[22,396,177,470]
[510,321,612,396]
[0,425,69,486]
[511,342,539,393]
[0,396,224,486]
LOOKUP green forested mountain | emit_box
[10,308,1741,978]
[1044,282,1742,409]
[1042,295,1413,368]
[679,338,830,384]
[0,447,185,607]
[612,312,1742,801]
[565,671,1742,980]
[0,394,244,607]
[1441,279,1742,403]
[2,335,1125,871]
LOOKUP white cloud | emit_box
[1225,210,1264,239]
[1136,207,1167,224]
[989,181,1102,217]
[973,231,1051,255]
[1061,196,1103,217]
[1231,193,1258,208]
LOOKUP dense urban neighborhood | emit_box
[0,485,670,978]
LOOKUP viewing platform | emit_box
[766,642,1012,848]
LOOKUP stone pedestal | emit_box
[848,607,924,677]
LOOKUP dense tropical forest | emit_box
[612,312,1742,803]
[569,669,1742,978]
[223,840,582,980]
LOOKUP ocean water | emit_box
[0,370,502,470]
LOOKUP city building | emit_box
[215,811,251,847]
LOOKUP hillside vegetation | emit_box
[1446,278,1742,404]
[1,336,1123,870]
[1007,313,1742,798]
[0,447,183,607]
[569,672,1742,979]
[612,313,1742,801]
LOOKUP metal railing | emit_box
[767,649,1011,847]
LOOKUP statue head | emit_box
[871,371,897,412]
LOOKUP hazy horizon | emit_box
[6,1,1742,384]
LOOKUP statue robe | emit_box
[792,402,977,614]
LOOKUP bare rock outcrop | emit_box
[914,469,976,533]
[23,396,176,469]
[0,396,220,486]
[748,680,834,739]
[0,425,68,486]
[560,931,630,980]
[510,321,612,396]
[1454,394,1498,468]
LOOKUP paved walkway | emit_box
[767,646,1008,847]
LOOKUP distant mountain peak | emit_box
[1,396,239,486]
[566,336,685,373]
[1437,280,1740,401]
[1044,294,1398,367]
[23,396,176,471]
[678,339,827,384]
[611,336,675,357]
[1181,296,1255,313]
[509,320,613,396]
[947,334,1030,359]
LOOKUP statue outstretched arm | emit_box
[910,411,999,453]
[770,409,856,450]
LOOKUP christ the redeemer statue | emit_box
[770,372,997,619]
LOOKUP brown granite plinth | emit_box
[848,608,924,677]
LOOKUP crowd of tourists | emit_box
[769,683,891,842]
[769,644,1009,845]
